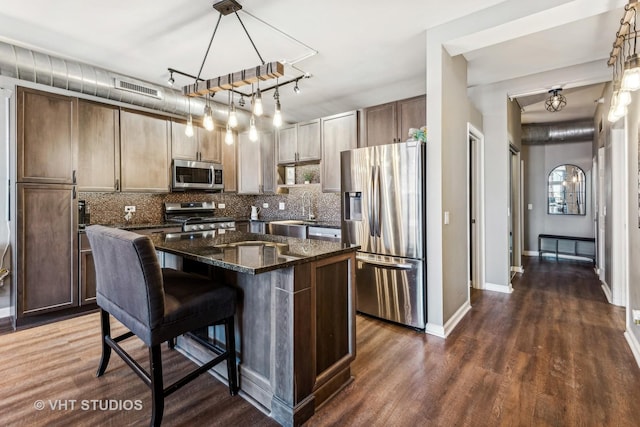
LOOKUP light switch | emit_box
[528,203,533,210]
[218,203,226,209]
[444,211,450,225]
[262,203,269,208]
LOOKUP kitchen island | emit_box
[147,230,358,427]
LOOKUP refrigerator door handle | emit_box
[356,254,413,270]
[373,165,381,237]
[368,166,375,236]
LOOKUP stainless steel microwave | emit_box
[172,159,223,191]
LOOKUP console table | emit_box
[538,234,595,264]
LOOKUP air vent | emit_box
[114,78,163,99]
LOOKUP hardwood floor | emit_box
[1,256,639,426]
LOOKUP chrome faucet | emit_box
[301,191,314,220]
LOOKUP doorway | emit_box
[509,146,523,277]
[468,124,485,291]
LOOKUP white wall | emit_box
[522,141,595,251]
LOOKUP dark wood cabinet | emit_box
[277,119,321,164]
[17,87,78,184]
[361,95,426,147]
[171,120,221,163]
[79,233,96,305]
[237,130,275,194]
[77,100,120,192]
[17,184,78,319]
[120,110,171,192]
[321,111,359,193]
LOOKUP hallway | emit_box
[0,257,638,426]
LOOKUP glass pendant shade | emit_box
[203,105,214,131]
[225,125,234,145]
[622,54,640,91]
[228,105,238,128]
[618,89,632,107]
[273,101,282,127]
[249,116,258,142]
[253,90,264,116]
[185,115,194,137]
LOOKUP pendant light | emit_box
[203,103,214,131]
[252,82,264,116]
[185,98,194,137]
[273,80,282,128]
[622,8,640,92]
[249,115,258,142]
[225,124,234,145]
[227,88,238,128]
[544,88,567,112]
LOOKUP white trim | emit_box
[467,124,486,292]
[510,266,524,273]
[484,282,513,293]
[0,307,9,319]
[523,250,538,256]
[525,251,594,263]
[624,330,640,369]
[601,282,613,304]
[425,301,472,338]
[611,126,627,307]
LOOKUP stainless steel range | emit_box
[164,202,235,232]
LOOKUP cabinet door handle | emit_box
[72,170,77,184]
[73,186,76,200]
[115,178,120,191]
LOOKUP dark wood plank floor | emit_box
[1,257,639,426]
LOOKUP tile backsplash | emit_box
[80,186,340,226]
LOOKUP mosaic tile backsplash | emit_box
[79,185,341,226]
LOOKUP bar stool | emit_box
[86,225,238,426]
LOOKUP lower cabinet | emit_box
[79,233,97,305]
[16,183,82,326]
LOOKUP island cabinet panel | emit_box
[17,86,78,184]
[77,100,120,192]
[315,258,350,374]
[120,110,170,192]
[17,184,78,317]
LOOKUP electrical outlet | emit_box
[279,202,285,210]
[262,203,269,208]
[633,309,640,325]
[218,203,226,209]
[124,206,136,213]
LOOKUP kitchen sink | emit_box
[267,221,308,238]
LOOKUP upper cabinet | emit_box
[277,118,321,164]
[361,95,426,147]
[237,130,276,194]
[77,100,120,192]
[321,111,359,193]
[171,120,221,163]
[17,87,78,184]
[120,110,171,192]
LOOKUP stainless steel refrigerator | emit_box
[341,141,426,329]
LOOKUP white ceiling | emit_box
[0,0,626,124]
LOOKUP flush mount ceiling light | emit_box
[545,88,567,112]
[167,0,315,138]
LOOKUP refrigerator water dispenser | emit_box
[344,192,362,221]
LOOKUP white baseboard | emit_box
[601,282,613,304]
[484,282,513,294]
[523,251,593,263]
[425,301,472,338]
[624,329,640,369]
[510,265,524,273]
[0,307,9,319]
[523,250,538,256]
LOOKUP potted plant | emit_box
[303,171,314,184]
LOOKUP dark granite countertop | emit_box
[147,230,358,275]
[248,219,341,229]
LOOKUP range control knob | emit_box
[198,224,205,230]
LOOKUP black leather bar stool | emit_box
[86,225,238,426]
